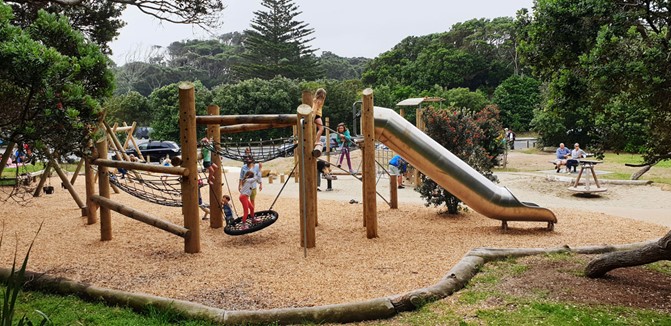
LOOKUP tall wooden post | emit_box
[207,105,223,229]
[302,90,318,227]
[85,157,98,225]
[298,102,316,249]
[293,125,299,183]
[179,83,200,254]
[390,175,398,209]
[325,117,331,162]
[362,88,378,238]
[96,140,112,241]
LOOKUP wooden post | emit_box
[51,161,86,214]
[179,83,201,254]
[33,163,52,197]
[96,140,112,241]
[303,90,318,228]
[85,157,98,225]
[390,175,398,209]
[69,159,84,185]
[399,108,405,119]
[280,174,285,183]
[293,125,299,183]
[0,142,15,176]
[298,103,316,249]
[362,88,378,238]
[325,117,331,162]
[126,122,146,161]
[207,105,223,229]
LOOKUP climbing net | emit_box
[202,137,296,163]
[100,167,209,207]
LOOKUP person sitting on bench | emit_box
[566,143,587,173]
[555,143,571,173]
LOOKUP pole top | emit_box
[362,88,373,96]
[297,104,312,115]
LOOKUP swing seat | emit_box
[224,210,279,236]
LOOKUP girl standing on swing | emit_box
[239,170,262,229]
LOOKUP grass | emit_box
[11,291,217,326]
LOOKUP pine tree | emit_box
[235,0,322,80]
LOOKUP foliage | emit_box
[0,1,114,161]
[417,106,503,214]
[362,17,520,94]
[520,0,670,160]
[148,81,212,143]
[492,75,541,132]
[320,51,370,80]
[235,0,322,80]
[104,91,152,126]
[437,87,489,114]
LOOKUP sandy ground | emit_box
[0,150,670,310]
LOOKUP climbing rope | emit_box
[202,137,296,163]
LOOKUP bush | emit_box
[417,106,503,214]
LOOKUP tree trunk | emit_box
[630,165,651,180]
[585,229,671,278]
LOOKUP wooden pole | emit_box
[0,142,16,176]
[85,157,98,225]
[92,159,188,176]
[196,115,298,125]
[125,122,145,162]
[219,123,293,134]
[51,161,86,214]
[96,140,112,241]
[69,159,84,185]
[91,195,189,238]
[362,88,378,238]
[399,108,405,119]
[207,105,223,229]
[303,90,319,228]
[390,175,398,209]
[298,103,316,249]
[325,117,331,162]
[179,83,201,254]
[32,163,52,197]
[293,125,299,183]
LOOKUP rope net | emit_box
[203,137,296,163]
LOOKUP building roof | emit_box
[396,97,445,106]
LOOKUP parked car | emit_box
[114,140,181,162]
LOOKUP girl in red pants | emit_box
[239,170,261,229]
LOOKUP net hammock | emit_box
[202,137,296,163]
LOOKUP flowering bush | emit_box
[417,105,504,214]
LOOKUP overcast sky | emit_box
[109,0,534,65]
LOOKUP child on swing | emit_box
[239,170,262,229]
[313,88,326,145]
[221,194,235,226]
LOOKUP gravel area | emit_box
[0,152,669,310]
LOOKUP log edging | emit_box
[4,240,656,325]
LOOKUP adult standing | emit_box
[388,155,408,189]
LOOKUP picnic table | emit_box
[568,159,607,194]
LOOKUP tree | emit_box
[320,51,370,81]
[416,106,504,214]
[0,1,113,169]
[235,0,322,80]
[7,0,224,53]
[492,75,540,132]
[104,91,151,126]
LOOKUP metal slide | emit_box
[374,107,557,228]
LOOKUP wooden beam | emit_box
[92,159,188,176]
[96,140,112,241]
[179,83,201,254]
[69,159,84,185]
[362,88,378,238]
[51,161,86,212]
[0,142,15,176]
[85,157,98,225]
[219,123,293,134]
[196,115,298,125]
[390,175,398,209]
[112,125,133,133]
[91,195,189,238]
[207,105,223,229]
[33,163,52,197]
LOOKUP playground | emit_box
[1,149,669,311]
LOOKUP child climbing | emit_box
[239,170,261,230]
[313,88,326,145]
[221,194,235,226]
[335,122,354,174]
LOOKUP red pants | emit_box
[239,194,255,223]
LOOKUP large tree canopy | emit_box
[521,0,671,160]
[235,0,322,80]
[0,0,114,160]
[7,0,224,52]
